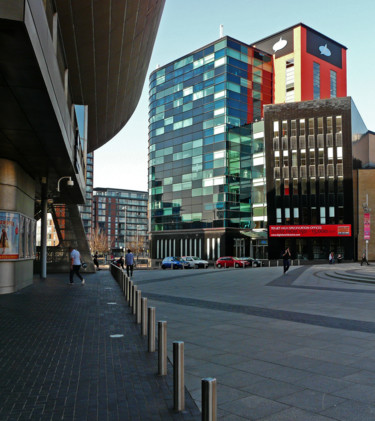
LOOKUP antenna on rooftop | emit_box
[220,24,224,38]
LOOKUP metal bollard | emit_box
[202,378,217,421]
[124,275,128,298]
[122,272,125,292]
[158,321,167,376]
[132,285,138,315]
[129,281,134,306]
[173,341,185,411]
[141,297,148,336]
[126,277,131,302]
[136,290,142,324]
[148,307,156,352]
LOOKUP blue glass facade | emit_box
[148,37,272,260]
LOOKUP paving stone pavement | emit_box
[133,263,375,420]
[0,270,200,421]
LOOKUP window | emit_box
[327,116,333,134]
[336,116,342,133]
[310,178,316,194]
[319,149,324,165]
[327,147,334,164]
[320,207,326,224]
[273,121,279,138]
[330,70,337,98]
[283,150,289,166]
[311,207,317,223]
[309,149,315,166]
[299,119,306,136]
[292,150,297,167]
[293,208,299,223]
[285,60,294,102]
[284,179,290,196]
[282,120,288,137]
[285,208,291,223]
[308,118,314,135]
[276,208,282,223]
[274,150,280,167]
[313,62,320,99]
[291,120,297,137]
[293,179,298,195]
[317,117,323,135]
[337,147,343,162]
[275,179,281,196]
[328,178,334,193]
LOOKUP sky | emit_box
[94,0,375,192]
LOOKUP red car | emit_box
[215,257,251,268]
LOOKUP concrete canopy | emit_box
[55,0,165,153]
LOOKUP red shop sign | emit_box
[269,224,352,238]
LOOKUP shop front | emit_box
[268,224,354,261]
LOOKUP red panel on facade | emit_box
[300,26,347,101]
[247,56,253,123]
[269,225,352,237]
[261,68,273,118]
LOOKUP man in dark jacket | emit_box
[282,247,291,274]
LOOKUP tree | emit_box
[127,235,145,258]
[89,227,109,255]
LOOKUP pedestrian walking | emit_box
[93,252,101,270]
[125,249,134,277]
[69,246,85,285]
[282,247,291,274]
[361,251,369,266]
[329,251,335,264]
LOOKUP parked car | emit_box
[238,257,264,267]
[215,257,251,268]
[182,256,209,268]
[161,257,189,269]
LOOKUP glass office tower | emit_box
[148,36,272,261]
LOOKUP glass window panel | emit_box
[214,40,226,51]
[313,62,320,99]
[214,57,227,68]
[284,179,290,196]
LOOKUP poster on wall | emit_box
[30,219,36,258]
[364,213,370,240]
[24,217,30,258]
[18,214,25,258]
[0,212,20,259]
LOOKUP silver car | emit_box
[181,256,209,269]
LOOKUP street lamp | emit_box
[136,225,140,261]
[122,206,127,259]
[56,176,74,192]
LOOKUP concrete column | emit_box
[40,178,48,279]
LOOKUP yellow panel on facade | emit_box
[274,53,294,104]
[273,26,304,104]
